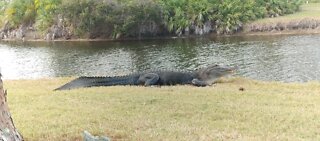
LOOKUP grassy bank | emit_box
[244,3,320,34]
[3,77,320,140]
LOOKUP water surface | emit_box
[0,34,320,82]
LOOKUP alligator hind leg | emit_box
[138,73,160,86]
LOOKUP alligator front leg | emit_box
[138,73,160,86]
[191,79,211,87]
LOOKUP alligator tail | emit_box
[54,75,139,91]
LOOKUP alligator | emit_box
[54,64,236,91]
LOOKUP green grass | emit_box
[253,3,320,23]
[3,77,320,140]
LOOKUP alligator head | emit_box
[195,64,236,84]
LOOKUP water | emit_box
[0,34,320,82]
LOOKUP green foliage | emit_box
[3,0,61,29]
[212,0,263,34]
[110,0,162,38]
[61,0,162,38]
[34,0,61,31]
[159,0,215,35]
[257,0,303,17]
[0,0,9,26]
[5,0,36,27]
[61,0,109,36]
[0,0,304,37]
[158,0,267,34]
[159,0,189,34]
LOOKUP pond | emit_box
[0,34,320,82]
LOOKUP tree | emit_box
[0,74,24,141]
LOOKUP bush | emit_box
[212,0,265,34]
[34,0,61,31]
[60,0,162,38]
[257,0,303,17]
[5,0,36,27]
[0,1,9,27]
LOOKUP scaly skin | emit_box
[54,64,235,90]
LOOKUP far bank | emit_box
[0,0,306,41]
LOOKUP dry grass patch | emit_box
[3,77,320,140]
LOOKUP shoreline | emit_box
[0,29,320,42]
[236,28,320,37]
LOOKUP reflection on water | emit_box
[0,34,320,82]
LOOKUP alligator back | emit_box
[156,71,194,85]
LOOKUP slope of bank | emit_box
[4,77,320,140]
[243,3,320,35]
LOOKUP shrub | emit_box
[5,0,36,27]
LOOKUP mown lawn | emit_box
[3,77,320,140]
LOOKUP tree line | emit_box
[0,0,303,39]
